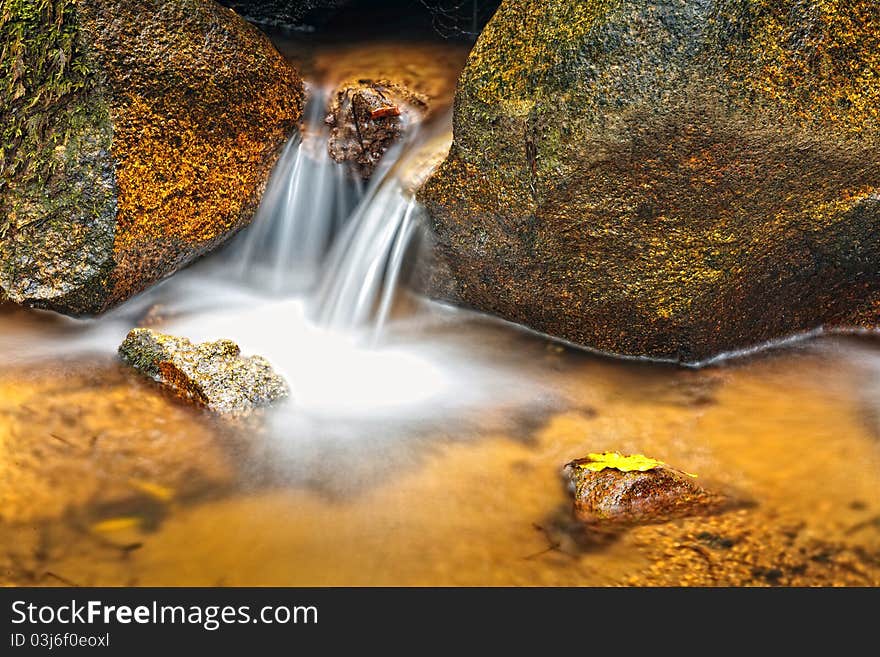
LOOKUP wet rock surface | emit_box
[564,453,732,529]
[119,329,289,415]
[326,80,428,179]
[420,0,880,363]
[0,0,303,316]
[308,41,467,179]
[310,41,467,106]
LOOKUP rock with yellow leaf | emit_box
[0,0,303,316]
[564,452,731,529]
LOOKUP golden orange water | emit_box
[1,304,878,587]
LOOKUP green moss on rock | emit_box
[0,0,116,311]
[1,0,303,316]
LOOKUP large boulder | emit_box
[0,0,303,315]
[419,0,880,363]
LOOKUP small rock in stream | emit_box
[326,80,429,179]
[119,329,288,416]
[564,452,733,530]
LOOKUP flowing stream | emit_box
[227,86,363,295]
[212,83,440,334]
[0,54,540,430]
[0,36,879,587]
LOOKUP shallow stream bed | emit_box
[2,296,879,586]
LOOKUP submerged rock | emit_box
[326,80,429,179]
[119,329,288,415]
[419,0,880,363]
[564,453,731,529]
[0,0,303,316]
[0,358,237,526]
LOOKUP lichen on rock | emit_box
[0,0,303,316]
[119,328,289,415]
[419,0,880,363]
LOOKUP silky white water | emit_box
[314,184,418,331]
[227,86,363,294]
[0,85,552,434]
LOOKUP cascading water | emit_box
[226,86,363,294]
[219,82,435,336]
[312,143,427,332]
[0,75,545,427]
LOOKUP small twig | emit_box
[523,523,566,560]
[351,98,366,153]
[49,432,76,449]
[43,571,80,587]
[677,543,719,585]
[118,542,144,559]
[845,515,880,536]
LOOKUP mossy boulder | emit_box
[119,328,289,415]
[419,0,880,363]
[0,0,303,316]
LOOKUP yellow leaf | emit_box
[576,452,697,477]
[90,517,142,534]
[129,478,174,502]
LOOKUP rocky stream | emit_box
[1,0,878,586]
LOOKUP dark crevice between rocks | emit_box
[220,0,501,41]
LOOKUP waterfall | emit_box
[227,87,363,294]
[217,84,449,337]
[311,123,451,333]
[312,173,423,332]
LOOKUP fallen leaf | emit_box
[91,517,142,534]
[574,452,697,477]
